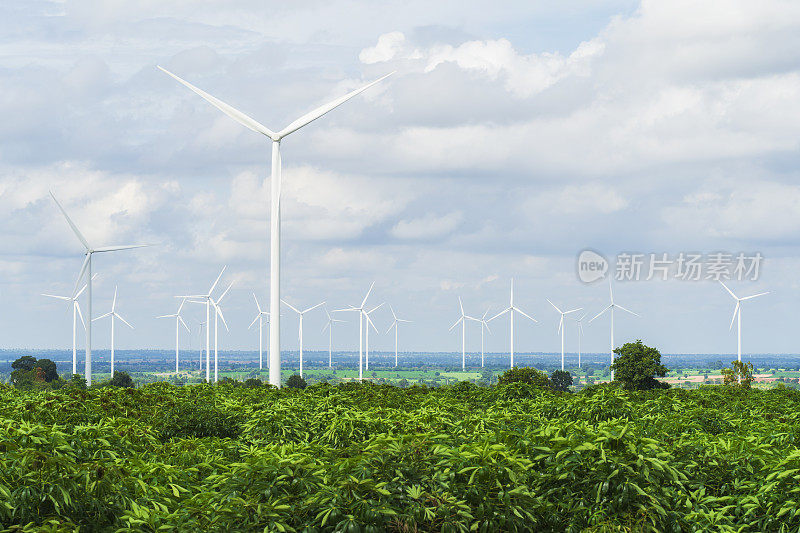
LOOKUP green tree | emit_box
[109,371,135,388]
[286,374,307,389]
[722,360,755,388]
[243,378,263,388]
[497,367,551,388]
[550,370,572,392]
[610,340,670,390]
[36,358,59,382]
[11,356,37,372]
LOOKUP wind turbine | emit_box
[157,298,190,373]
[281,299,325,377]
[159,67,393,388]
[449,297,476,371]
[335,282,376,382]
[572,313,587,369]
[588,281,639,380]
[364,303,383,371]
[322,308,345,369]
[249,294,270,371]
[473,307,492,368]
[50,192,147,386]
[209,282,233,383]
[719,281,769,366]
[547,299,583,371]
[386,306,411,367]
[42,273,97,375]
[177,266,226,382]
[489,279,537,368]
[92,286,134,376]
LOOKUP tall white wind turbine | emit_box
[588,281,639,380]
[178,266,226,382]
[159,67,393,388]
[92,286,134,376]
[157,297,190,373]
[42,273,97,375]
[50,192,146,386]
[449,297,476,371]
[719,281,769,365]
[364,303,383,371]
[281,299,325,377]
[488,279,537,368]
[335,282,376,382]
[474,307,492,368]
[249,294,270,371]
[209,282,233,383]
[386,306,411,367]
[546,299,583,371]
[322,308,345,369]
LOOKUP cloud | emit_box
[390,211,463,240]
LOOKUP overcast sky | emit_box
[2,0,799,356]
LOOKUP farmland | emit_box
[2,380,800,532]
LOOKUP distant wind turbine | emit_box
[50,192,147,386]
[473,307,492,368]
[249,294,270,371]
[157,297,190,373]
[322,308,345,368]
[572,313,587,369]
[489,279,537,368]
[209,282,233,383]
[449,297,476,371]
[546,299,583,371]
[588,281,639,380]
[177,266,226,382]
[42,273,97,375]
[386,306,411,367]
[719,281,769,366]
[92,286,134,376]
[335,282,377,382]
[282,299,325,377]
[159,66,393,388]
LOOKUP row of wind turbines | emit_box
[43,65,770,387]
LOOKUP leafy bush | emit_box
[550,370,572,392]
[611,340,670,390]
[497,366,551,388]
[722,360,755,387]
[109,371,135,388]
[286,374,307,389]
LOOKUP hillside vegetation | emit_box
[1,381,799,532]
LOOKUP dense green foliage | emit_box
[611,340,669,390]
[9,356,61,389]
[496,366,551,387]
[286,373,308,389]
[722,360,755,387]
[2,381,800,531]
[550,370,572,392]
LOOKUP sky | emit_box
[1,0,799,356]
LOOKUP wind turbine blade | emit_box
[93,244,149,253]
[216,306,229,332]
[719,280,738,300]
[333,307,359,313]
[367,302,384,314]
[72,254,91,297]
[386,322,395,334]
[515,307,538,323]
[92,312,112,321]
[609,279,614,304]
[277,72,394,138]
[398,319,411,323]
[482,307,490,321]
[730,302,739,330]
[112,286,118,312]
[564,307,583,315]
[156,314,174,319]
[216,281,234,304]
[175,294,206,298]
[157,66,277,138]
[281,299,301,314]
[75,302,86,330]
[179,315,190,333]
[449,316,463,331]
[557,316,563,335]
[589,304,613,323]
[366,313,379,333]
[390,305,397,321]
[741,291,769,301]
[546,298,562,314]
[208,266,227,295]
[176,297,186,315]
[458,296,464,316]
[322,322,330,333]
[116,313,134,330]
[41,294,71,301]
[484,321,492,335]
[248,314,260,329]
[361,281,375,308]
[615,304,640,317]
[302,301,326,314]
[50,192,91,250]
[488,307,510,322]
[252,293,262,313]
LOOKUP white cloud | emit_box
[391,211,463,240]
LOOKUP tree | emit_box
[497,367,551,388]
[36,359,59,382]
[109,371,135,388]
[68,374,87,390]
[722,360,754,388]
[286,374,307,389]
[11,356,37,372]
[610,340,670,390]
[550,370,572,392]
[243,378,263,388]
